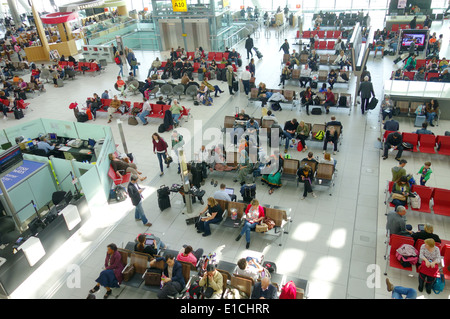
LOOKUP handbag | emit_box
[164,155,173,165]
[255,222,268,233]
[263,217,276,230]
[418,262,439,278]
[204,277,214,298]
[122,265,135,282]
[392,193,406,201]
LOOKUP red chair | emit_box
[217,64,225,69]
[401,132,418,152]
[223,52,229,60]
[410,185,433,213]
[149,104,162,118]
[311,31,318,38]
[133,102,143,111]
[391,24,399,32]
[403,71,415,81]
[327,41,335,50]
[387,234,415,273]
[415,59,426,70]
[207,52,215,61]
[418,134,436,154]
[193,62,200,73]
[442,245,450,280]
[432,188,450,217]
[215,52,223,61]
[425,72,440,81]
[317,41,326,50]
[383,130,395,143]
[387,181,409,210]
[314,41,319,49]
[187,52,194,60]
[161,104,171,117]
[400,24,409,30]
[440,241,450,257]
[416,24,423,29]
[333,31,342,39]
[296,30,300,39]
[318,30,325,39]
[436,136,450,156]
[108,165,131,186]
[325,30,334,39]
[302,30,311,39]
[161,61,167,69]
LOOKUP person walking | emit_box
[241,65,251,96]
[127,175,152,227]
[152,133,170,176]
[245,35,254,59]
[114,51,123,77]
[279,39,290,55]
[358,75,375,115]
[226,65,236,95]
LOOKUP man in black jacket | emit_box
[127,175,152,227]
[358,76,375,115]
[251,277,278,299]
[151,255,185,299]
[245,35,254,59]
[382,131,403,161]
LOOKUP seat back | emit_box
[264,207,287,227]
[215,199,228,216]
[231,275,253,298]
[410,184,433,211]
[151,103,163,115]
[283,158,300,176]
[316,163,334,180]
[250,88,258,99]
[425,72,439,81]
[419,134,436,147]
[227,201,247,219]
[215,52,223,61]
[217,269,231,297]
[300,160,317,175]
[226,151,238,167]
[390,234,414,254]
[207,52,215,61]
[396,101,409,114]
[130,252,149,274]
[224,115,236,128]
[262,119,275,129]
[117,248,130,266]
[402,132,418,147]
[433,188,450,216]
[327,41,335,50]
[284,90,294,101]
[403,71,415,80]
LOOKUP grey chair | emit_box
[173,84,185,100]
[66,69,76,80]
[185,85,198,101]
[146,86,159,99]
[160,84,173,99]
[127,80,140,95]
[40,69,52,83]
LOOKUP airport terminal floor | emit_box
[2,12,450,299]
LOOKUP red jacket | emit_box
[244,205,265,223]
[152,138,167,153]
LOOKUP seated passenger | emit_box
[230,112,248,146]
[235,257,265,281]
[196,197,223,237]
[199,264,223,299]
[251,277,278,299]
[327,69,338,89]
[109,153,147,181]
[391,176,410,209]
[214,183,237,202]
[150,254,185,299]
[261,151,284,195]
[323,126,339,154]
[235,199,265,249]
[135,234,161,257]
[211,145,237,172]
[297,164,316,200]
[319,152,337,167]
[177,245,204,267]
[296,121,310,152]
[411,224,441,245]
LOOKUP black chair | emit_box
[52,191,67,206]
[0,216,20,245]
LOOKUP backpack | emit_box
[338,96,347,107]
[279,281,297,299]
[314,130,325,140]
[409,192,421,209]
[128,116,138,126]
[271,101,282,111]
[110,186,127,202]
[115,56,121,65]
[77,112,89,123]
[433,273,445,294]
[158,123,166,133]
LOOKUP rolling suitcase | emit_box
[144,268,162,286]
[14,108,24,119]
[157,185,171,211]
[253,47,263,59]
[232,80,238,92]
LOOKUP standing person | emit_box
[245,34,254,59]
[152,133,169,176]
[296,121,310,152]
[392,159,407,182]
[226,65,236,95]
[417,162,432,186]
[297,164,317,200]
[89,244,124,299]
[127,175,152,227]
[279,39,290,55]
[114,51,123,77]
[409,16,417,30]
[235,199,265,249]
[358,76,375,115]
[241,65,251,96]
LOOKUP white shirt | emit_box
[241,70,251,81]
[142,101,151,112]
[262,115,278,124]
[300,68,311,77]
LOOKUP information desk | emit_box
[0,195,90,298]
[384,15,426,32]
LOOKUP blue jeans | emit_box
[392,286,417,299]
[230,127,245,145]
[283,131,295,150]
[138,110,150,124]
[173,113,180,124]
[197,217,222,236]
[118,65,123,77]
[135,202,148,225]
[392,199,407,209]
[240,221,257,243]
[156,152,167,173]
[427,113,436,123]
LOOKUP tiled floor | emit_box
[3,13,450,299]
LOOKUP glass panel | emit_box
[50,157,77,194]
[41,119,78,139]
[78,166,108,216]
[75,123,107,141]
[431,0,446,9]
[407,81,426,97]
[96,127,116,200]
[383,80,393,95]
[352,0,370,10]
[423,82,445,98]
[370,0,389,9]
[302,0,317,12]
[317,0,335,10]
[4,119,45,144]
[441,84,450,99]
[28,166,58,209]
[389,80,410,96]
[8,182,36,224]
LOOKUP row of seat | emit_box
[160,61,238,73]
[412,59,444,71]
[391,23,424,32]
[297,30,343,40]
[385,181,450,216]
[391,70,442,82]
[385,234,450,277]
[383,131,450,156]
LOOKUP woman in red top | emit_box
[235,199,265,249]
[152,133,170,176]
[116,76,126,98]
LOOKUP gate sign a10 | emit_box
[172,0,188,12]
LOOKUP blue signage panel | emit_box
[0,160,47,194]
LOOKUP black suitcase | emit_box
[367,97,378,110]
[77,112,89,122]
[237,58,242,67]
[158,196,171,211]
[311,107,322,115]
[157,185,170,197]
[14,108,24,119]
[232,80,238,92]
[253,47,263,59]
[393,56,402,64]
[310,81,318,89]
[172,69,181,79]
[220,69,227,81]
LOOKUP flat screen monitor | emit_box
[401,30,428,50]
[225,188,234,195]
[88,138,96,147]
[48,133,57,140]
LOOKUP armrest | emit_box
[142,269,148,279]
[122,262,132,274]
